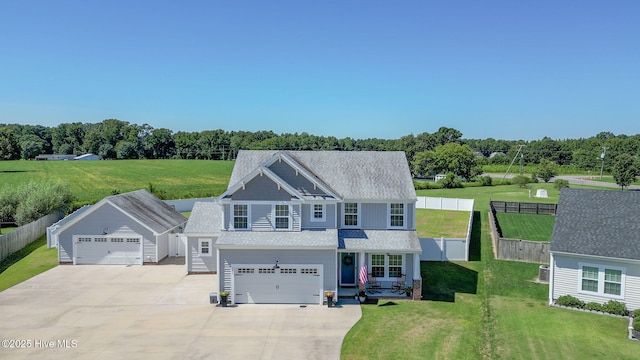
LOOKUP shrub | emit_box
[512,175,530,188]
[530,173,539,183]
[554,179,570,189]
[440,173,463,189]
[481,175,493,186]
[557,295,585,308]
[634,309,640,331]
[601,300,626,316]
[585,302,603,312]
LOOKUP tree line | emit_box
[0,119,639,176]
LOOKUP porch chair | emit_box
[391,274,406,293]
[366,274,381,293]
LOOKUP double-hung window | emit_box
[343,202,359,227]
[198,239,212,257]
[274,204,290,230]
[310,204,325,222]
[389,203,405,228]
[369,254,404,279]
[579,263,624,298]
[233,204,249,230]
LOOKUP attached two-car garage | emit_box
[232,264,323,304]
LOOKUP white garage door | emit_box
[75,235,142,265]
[233,265,323,304]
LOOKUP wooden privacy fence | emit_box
[490,201,557,215]
[0,212,63,262]
[488,202,551,264]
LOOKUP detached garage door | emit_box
[75,236,142,265]
[233,265,322,304]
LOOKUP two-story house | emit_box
[184,150,422,305]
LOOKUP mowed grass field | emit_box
[0,159,234,205]
[495,212,555,241]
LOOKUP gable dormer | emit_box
[220,166,304,202]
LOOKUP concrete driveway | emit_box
[0,263,361,360]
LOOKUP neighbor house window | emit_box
[233,204,248,229]
[343,202,359,227]
[274,204,290,230]
[310,204,325,222]
[198,239,212,257]
[389,203,405,228]
[579,263,625,298]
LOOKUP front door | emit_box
[340,252,356,286]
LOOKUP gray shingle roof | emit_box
[216,229,338,248]
[551,188,640,260]
[338,230,422,253]
[106,190,187,234]
[229,150,416,201]
[183,201,223,234]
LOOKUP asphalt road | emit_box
[486,173,640,190]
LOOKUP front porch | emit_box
[338,285,411,299]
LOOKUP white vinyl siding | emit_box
[552,255,640,310]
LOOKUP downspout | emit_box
[548,252,555,306]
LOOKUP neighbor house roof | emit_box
[184,202,223,234]
[228,150,416,201]
[216,229,338,248]
[106,190,188,235]
[550,188,640,261]
[338,229,422,253]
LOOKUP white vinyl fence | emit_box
[417,197,474,261]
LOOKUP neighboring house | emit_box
[74,153,100,160]
[55,190,187,265]
[186,150,422,305]
[549,188,640,311]
[35,154,77,161]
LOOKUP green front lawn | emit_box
[495,212,555,241]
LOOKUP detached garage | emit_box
[55,190,187,265]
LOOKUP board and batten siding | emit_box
[231,175,293,201]
[217,249,336,295]
[552,254,640,310]
[187,236,217,273]
[268,160,328,197]
[57,203,155,263]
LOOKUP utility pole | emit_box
[599,147,606,179]
[504,145,525,179]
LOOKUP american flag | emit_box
[359,266,368,285]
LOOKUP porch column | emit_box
[412,253,422,301]
[359,251,366,292]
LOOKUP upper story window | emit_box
[310,204,326,222]
[233,204,249,229]
[274,204,290,230]
[343,202,359,228]
[389,203,405,228]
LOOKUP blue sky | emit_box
[1,1,638,141]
